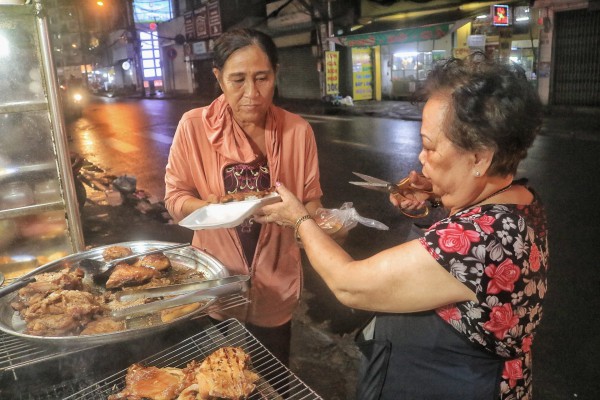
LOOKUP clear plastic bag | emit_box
[314,202,389,234]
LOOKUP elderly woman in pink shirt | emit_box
[164,28,323,365]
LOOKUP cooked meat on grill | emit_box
[103,245,134,261]
[108,364,186,400]
[105,262,161,289]
[80,316,125,335]
[196,346,259,399]
[181,360,201,389]
[139,252,171,271]
[108,348,258,400]
[176,384,199,400]
[22,289,104,336]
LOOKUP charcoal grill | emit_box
[66,318,323,400]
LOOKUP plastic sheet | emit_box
[314,202,389,235]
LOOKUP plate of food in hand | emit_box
[179,190,281,230]
[0,241,235,347]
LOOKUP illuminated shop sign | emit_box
[491,5,511,26]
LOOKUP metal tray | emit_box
[65,318,323,400]
[0,241,232,347]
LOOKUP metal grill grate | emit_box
[65,318,323,400]
[0,293,248,372]
[8,379,95,400]
[0,332,98,372]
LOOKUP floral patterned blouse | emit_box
[419,194,549,400]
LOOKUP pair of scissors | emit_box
[349,172,433,218]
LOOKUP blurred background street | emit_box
[65,94,599,400]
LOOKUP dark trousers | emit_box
[246,321,291,367]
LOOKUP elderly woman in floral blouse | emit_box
[258,52,548,400]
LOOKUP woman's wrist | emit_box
[294,214,313,240]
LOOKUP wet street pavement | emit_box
[59,95,600,399]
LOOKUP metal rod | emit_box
[34,0,85,252]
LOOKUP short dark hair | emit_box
[212,28,278,71]
[415,52,543,176]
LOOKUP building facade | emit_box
[533,0,599,107]
[45,0,599,107]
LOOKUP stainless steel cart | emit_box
[0,0,84,283]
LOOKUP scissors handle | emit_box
[393,176,434,195]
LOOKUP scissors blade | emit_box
[352,171,391,185]
[349,181,396,194]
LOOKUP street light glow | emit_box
[97,1,104,6]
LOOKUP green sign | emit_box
[339,24,450,47]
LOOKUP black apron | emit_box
[356,224,504,400]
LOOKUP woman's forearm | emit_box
[296,217,356,300]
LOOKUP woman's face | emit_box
[213,44,276,126]
[418,94,479,210]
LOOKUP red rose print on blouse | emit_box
[483,303,519,340]
[485,258,521,294]
[436,304,462,322]
[521,335,533,353]
[529,243,541,272]
[502,359,524,388]
[436,222,480,255]
[474,214,496,234]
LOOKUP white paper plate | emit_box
[179,193,281,230]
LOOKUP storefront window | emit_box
[510,40,538,80]
[391,50,446,81]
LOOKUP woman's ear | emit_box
[473,148,494,175]
[212,68,222,89]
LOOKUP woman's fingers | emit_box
[408,170,432,192]
[206,194,219,204]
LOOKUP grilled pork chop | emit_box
[138,252,171,271]
[196,347,259,399]
[108,364,186,400]
[105,262,160,289]
[10,267,86,312]
[103,245,134,261]
[219,187,274,203]
[22,289,104,336]
[80,316,125,335]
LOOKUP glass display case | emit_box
[391,50,446,98]
[0,1,84,282]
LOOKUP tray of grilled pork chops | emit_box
[0,241,248,347]
[65,318,323,400]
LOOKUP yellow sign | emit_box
[325,51,339,95]
[352,47,373,100]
